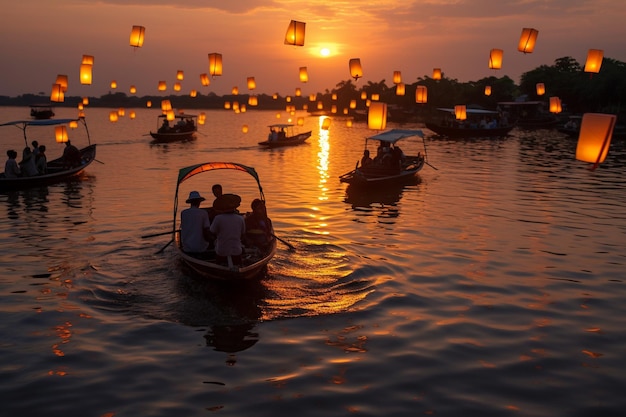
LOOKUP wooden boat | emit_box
[339,129,428,187]
[0,118,97,191]
[171,162,277,281]
[30,104,55,120]
[258,124,312,148]
[426,108,514,138]
[497,100,559,130]
[557,115,626,140]
[149,113,198,142]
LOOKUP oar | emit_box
[142,230,178,239]
[425,160,439,170]
[155,239,173,254]
[272,234,296,251]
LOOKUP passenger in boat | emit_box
[19,147,38,177]
[63,141,82,169]
[4,149,21,178]
[360,149,373,167]
[207,183,224,223]
[36,145,47,175]
[31,140,40,158]
[181,191,212,254]
[245,199,273,251]
[278,128,286,141]
[158,119,170,133]
[210,193,245,267]
[391,145,405,168]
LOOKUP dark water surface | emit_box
[1,106,625,417]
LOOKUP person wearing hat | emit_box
[210,193,246,267]
[180,191,212,254]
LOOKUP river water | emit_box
[1,105,625,417]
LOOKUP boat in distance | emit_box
[339,129,428,187]
[426,108,514,138]
[29,104,55,120]
[258,124,312,148]
[0,118,97,191]
[171,162,277,281]
[149,113,198,143]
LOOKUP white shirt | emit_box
[180,207,211,253]
[210,212,245,256]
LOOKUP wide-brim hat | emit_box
[213,193,241,212]
[186,190,206,203]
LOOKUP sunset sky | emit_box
[2,0,625,99]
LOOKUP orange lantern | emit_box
[295,88,301,97]
[232,86,239,95]
[146,100,152,108]
[176,70,184,80]
[368,102,387,130]
[346,119,353,128]
[242,124,249,133]
[455,105,467,120]
[247,77,256,90]
[130,25,145,48]
[81,55,94,65]
[484,85,492,96]
[371,93,379,101]
[584,49,603,73]
[576,113,616,167]
[158,81,167,91]
[321,117,331,130]
[284,20,306,46]
[109,111,118,123]
[117,108,125,117]
[130,85,137,94]
[161,100,172,112]
[50,84,64,102]
[248,95,258,106]
[173,82,181,92]
[549,96,562,113]
[82,97,89,105]
[349,100,357,109]
[332,93,337,101]
[393,71,402,84]
[349,58,363,81]
[286,96,292,103]
[299,67,308,83]
[55,126,68,143]
[297,117,304,126]
[190,89,197,98]
[55,74,68,92]
[80,64,92,85]
[518,28,538,53]
[129,111,136,120]
[166,110,175,121]
[309,93,316,102]
[416,86,428,104]
[536,83,545,96]
[200,73,210,86]
[396,83,405,96]
[432,68,442,80]
[360,91,367,100]
[110,80,117,89]
[317,101,323,110]
[489,49,503,69]
[69,120,78,129]
[224,101,231,110]
[208,53,223,77]
[331,105,337,114]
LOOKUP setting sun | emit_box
[320,47,331,57]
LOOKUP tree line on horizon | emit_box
[1,56,624,121]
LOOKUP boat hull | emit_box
[340,156,425,187]
[149,131,196,143]
[426,122,514,138]
[258,131,312,148]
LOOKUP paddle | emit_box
[155,239,173,254]
[272,234,296,251]
[425,161,439,170]
[142,230,178,239]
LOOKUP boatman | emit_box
[180,191,212,254]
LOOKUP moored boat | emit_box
[426,108,514,138]
[171,162,277,281]
[29,104,55,120]
[258,124,312,148]
[0,118,97,191]
[149,113,198,143]
[497,100,560,130]
[339,129,429,187]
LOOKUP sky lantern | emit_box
[248,95,258,106]
[82,97,89,105]
[584,49,603,73]
[110,80,117,89]
[158,80,167,91]
[242,124,249,133]
[518,28,538,53]
[297,117,304,126]
[309,93,316,102]
[77,109,85,118]
[190,89,197,97]
[80,63,92,85]
[176,70,184,80]
[299,67,308,83]
[360,91,367,100]
[396,82,405,96]
[166,110,175,121]
[393,71,402,84]
[69,120,78,129]
[432,68,442,80]
[368,102,387,130]
[536,83,545,96]
[129,25,145,48]
[295,88,301,97]
[77,103,84,111]
[489,49,503,69]
[224,101,231,110]
[549,96,562,113]
[130,85,137,94]
[50,84,64,102]
[129,111,136,120]
[455,105,467,120]
[576,113,616,169]
[349,99,357,109]
[247,77,256,90]
[331,105,337,114]
[273,93,278,100]
[317,101,323,110]
[200,73,210,86]
[146,100,152,108]
[484,85,492,96]
[55,126,68,143]
[55,74,68,92]
[231,86,239,95]
[109,111,118,123]
[173,82,182,92]
[371,93,380,101]
[198,112,206,125]
[286,95,292,102]
[416,86,428,103]
[208,53,223,77]
[284,20,306,46]
[117,108,125,117]
[321,117,331,130]
[346,119,353,128]
[349,58,363,81]
[81,55,94,65]
[161,99,172,112]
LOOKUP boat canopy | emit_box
[436,107,499,115]
[157,113,197,119]
[367,129,424,144]
[268,124,294,128]
[0,118,79,127]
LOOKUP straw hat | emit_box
[186,191,206,203]
[213,193,241,212]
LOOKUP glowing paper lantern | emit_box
[518,28,538,53]
[81,55,94,65]
[109,111,118,123]
[158,81,167,91]
[317,101,323,110]
[299,67,308,83]
[549,97,562,113]
[224,101,231,110]
[77,110,85,118]
[232,86,239,95]
[349,58,363,81]
[489,49,503,70]
[55,126,68,143]
[332,93,337,101]
[242,125,249,133]
[350,100,357,109]
[55,74,68,92]
[248,95,258,106]
[360,91,367,100]
[130,85,137,94]
[286,96,292,103]
[82,97,89,105]
[368,102,388,130]
[416,86,428,103]
[432,68,442,80]
[129,111,136,120]
[321,117,331,130]
[297,117,304,126]
[576,113,616,166]
[284,20,306,46]
[77,103,83,110]
[176,70,184,80]
[247,77,256,90]
[208,53,223,77]
[173,82,181,92]
[130,25,145,48]
[295,88,301,97]
[455,105,467,120]
[331,105,337,114]
[190,89,197,98]
[346,119,353,128]
[80,64,92,85]
[166,110,175,121]
[50,84,64,102]
[371,93,380,101]
[146,100,152,108]
[273,93,278,100]
[110,80,117,89]
[396,83,405,96]
[484,85,492,96]
[584,49,603,73]
[69,120,78,129]
[536,83,545,96]
[309,93,316,102]
[161,100,172,112]
[200,73,210,86]
[117,108,125,117]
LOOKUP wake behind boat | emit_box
[150,113,198,143]
[258,124,312,148]
[0,117,96,191]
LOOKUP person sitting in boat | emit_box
[31,140,40,158]
[210,193,245,267]
[4,149,21,178]
[158,119,170,133]
[180,191,212,255]
[62,141,82,169]
[245,199,273,251]
[360,149,373,167]
[278,128,286,141]
[19,147,38,177]
[207,183,224,223]
[36,145,47,175]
